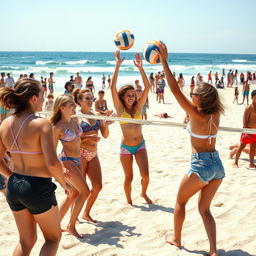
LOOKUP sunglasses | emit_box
[84,97,93,101]
[190,92,199,97]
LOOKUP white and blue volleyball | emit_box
[143,40,163,64]
[114,30,135,50]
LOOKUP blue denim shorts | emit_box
[187,151,225,183]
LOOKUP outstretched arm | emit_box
[134,53,150,107]
[158,44,202,120]
[110,50,125,112]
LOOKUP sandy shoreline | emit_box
[1,83,256,256]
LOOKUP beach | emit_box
[0,83,256,256]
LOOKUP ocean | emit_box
[1,51,256,93]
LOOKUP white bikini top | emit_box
[186,115,219,143]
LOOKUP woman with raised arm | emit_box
[73,88,112,223]
[158,44,224,256]
[110,50,152,206]
[0,78,72,256]
[51,95,90,238]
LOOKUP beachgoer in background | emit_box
[241,80,250,105]
[0,73,6,88]
[107,75,111,89]
[94,90,108,115]
[208,71,212,84]
[136,86,149,120]
[0,78,72,256]
[234,90,256,169]
[45,94,54,111]
[149,72,155,92]
[233,87,239,104]
[102,74,106,89]
[5,73,15,88]
[41,76,47,97]
[240,72,245,85]
[190,76,195,91]
[48,72,55,94]
[110,50,152,205]
[157,74,166,103]
[51,95,90,238]
[214,72,219,85]
[177,73,185,91]
[159,44,224,256]
[74,72,83,89]
[154,113,172,119]
[64,81,73,96]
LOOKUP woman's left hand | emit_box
[105,110,117,125]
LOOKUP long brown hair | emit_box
[118,85,138,108]
[50,95,73,125]
[196,83,224,115]
[0,78,42,113]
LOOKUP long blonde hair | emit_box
[50,95,73,125]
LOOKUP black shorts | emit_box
[7,173,57,215]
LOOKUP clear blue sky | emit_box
[1,0,256,54]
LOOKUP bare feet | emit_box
[208,252,218,256]
[82,214,97,223]
[66,225,83,238]
[127,200,133,206]
[141,193,152,204]
[229,148,237,158]
[165,233,181,247]
[233,163,239,168]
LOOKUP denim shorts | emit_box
[187,151,225,183]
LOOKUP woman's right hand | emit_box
[115,50,125,66]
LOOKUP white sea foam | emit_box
[216,64,256,70]
[64,60,96,65]
[36,61,60,65]
[232,59,248,63]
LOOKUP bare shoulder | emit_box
[33,116,53,131]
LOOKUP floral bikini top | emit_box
[59,121,83,143]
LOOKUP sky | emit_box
[1,0,256,54]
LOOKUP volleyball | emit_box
[114,30,135,50]
[143,40,163,64]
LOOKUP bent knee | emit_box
[198,206,211,216]
[92,183,102,193]
[20,235,37,251]
[125,175,133,183]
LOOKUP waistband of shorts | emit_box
[191,151,219,160]
[12,172,52,182]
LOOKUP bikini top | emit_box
[8,114,42,155]
[80,119,100,133]
[119,109,142,125]
[186,115,218,143]
[59,121,83,143]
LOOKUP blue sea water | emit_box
[1,51,256,92]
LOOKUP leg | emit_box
[120,154,134,205]
[33,206,62,256]
[233,142,247,167]
[82,156,102,223]
[63,161,90,237]
[249,143,256,168]
[12,209,37,256]
[134,149,152,204]
[166,174,207,247]
[198,179,222,256]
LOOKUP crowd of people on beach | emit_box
[0,48,256,256]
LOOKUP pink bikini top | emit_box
[8,114,42,155]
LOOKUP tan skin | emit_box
[110,50,152,205]
[53,98,90,238]
[233,95,256,168]
[0,89,72,256]
[158,44,222,256]
[78,91,113,223]
[94,93,108,114]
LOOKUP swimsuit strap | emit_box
[9,114,34,152]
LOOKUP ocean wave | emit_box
[106,60,149,65]
[36,61,61,65]
[64,60,96,65]
[216,64,256,70]
[232,59,248,63]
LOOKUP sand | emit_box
[0,83,256,256]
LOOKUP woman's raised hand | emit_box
[115,50,125,66]
[133,53,143,69]
[158,43,168,63]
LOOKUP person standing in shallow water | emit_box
[110,50,152,205]
[158,44,224,256]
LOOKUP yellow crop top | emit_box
[119,110,142,125]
